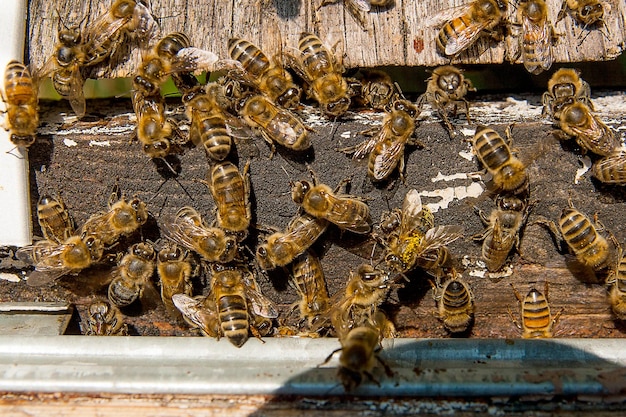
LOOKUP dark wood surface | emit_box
[2,89,624,339]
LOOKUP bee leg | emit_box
[507,306,522,332]
[533,217,564,252]
[551,307,564,334]
[556,0,569,24]
[510,283,523,303]
[375,354,394,378]
[462,99,472,124]
[259,131,277,159]
[250,325,267,343]
[320,348,342,367]
[473,206,491,227]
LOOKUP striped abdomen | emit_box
[520,288,553,338]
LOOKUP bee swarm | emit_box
[1,0,626,342]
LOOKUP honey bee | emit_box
[556,101,618,157]
[287,33,355,118]
[131,88,182,159]
[80,192,148,247]
[36,20,86,118]
[160,206,238,263]
[37,194,74,244]
[82,0,158,67]
[256,213,329,270]
[323,310,394,392]
[183,83,233,161]
[378,190,463,275]
[556,0,607,30]
[228,38,301,109]
[176,263,278,347]
[290,250,330,328]
[291,172,372,235]
[85,299,128,335]
[354,69,398,111]
[592,153,626,185]
[206,161,252,239]
[514,0,559,75]
[339,99,421,183]
[433,271,474,333]
[538,199,613,272]
[417,65,475,138]
[328,264,391,337]
[473,195,534,272]
[472,125,529,196]
[157,242,194,319]
[236,93,310,156]
[108,242,157,307]
[435,0,508,57]
[541,68,593,120]
[2,60,39,147]
[510,282,562,338]
[16,234,105,286]
[608,246,626,320]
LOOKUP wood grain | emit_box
[26,0,626,77]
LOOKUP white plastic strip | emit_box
[0,0,31,246]
[0,337,624,396]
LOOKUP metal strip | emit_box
[0,337,624,396]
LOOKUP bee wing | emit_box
[339,129,385,160]
[522,19,553,74]
[349,0,372,12]
[35,55,59,82]
[17,242,73,286]
[160,217,205,253]
[421,3,474,28]
[68,67,86,118]
[371,138,405,181]
[172,293,220,337]
[263,109,308,148]
[172,48,243,75]
[83,13,129,61]
[444,19,493,56]
[242,273,279,318]
[569,115,618,154]
[130,0,159,48]
[399,189,431,236]
[225,114,256,139]
[421,225,465,251]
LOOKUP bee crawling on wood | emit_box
[472,194,535,273]
[431,0,509,57]
[338,98,422,183]
[535,198,618,276]
[417,65,475,138]
[509,0,560,75]
[509,282,562,338]
[432,269,474,334]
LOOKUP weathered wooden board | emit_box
[26,0,626,77]
[1,90,624,338]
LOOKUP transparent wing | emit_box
[371,138,404,180]
[242,272,279,318]
[172,48,243,74]
[421,225,465,252]
[172,293,220,337]
[68,66,86,118]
